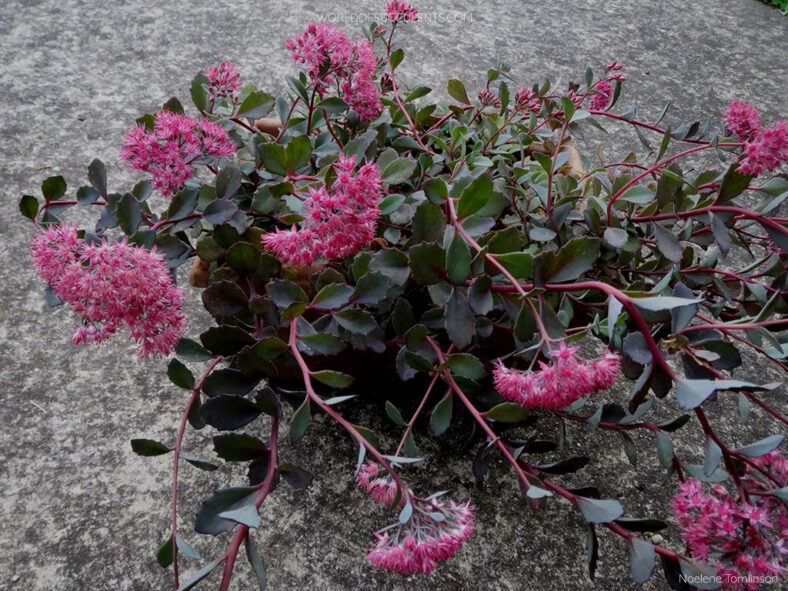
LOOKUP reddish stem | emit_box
[446,196,526,296]
[217,413,279,591]
[589,109,743,149]
[744,391,788,427]
[426,336,533,493]
[171,355,223,588]
[680,319,788,334]
[384,28,433,154]
[288,318,412,500]
[631,205,788,238]
[394,368,444,457]
[606,144,713,222]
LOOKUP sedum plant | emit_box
[20,2,788,589]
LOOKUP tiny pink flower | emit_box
[477,88,502,110]
[737,120,788,177]
[589,80,612,111]
[724,100,761,140]
[356,462,408,506]
[203,61,242,102]
[513,87,540,113]
[385,1,418,23]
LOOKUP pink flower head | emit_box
[672,463,788,588]
[493,344,621,410]
[356,462,409,506]
[591,351,621,390]
[366,495,474,574]
[724,100,761,140]
[340,39,382,122]
[29,223,83,285]
[285,23,382,122]
[30,226,186,358]
[737,120,788,177]
[262,154,382,266]
[120,111,236,197]
[385,1,418,23]
[514,87,540,113]
[203,61,242,102]
[478,88,502,110]
[589,80,612,111]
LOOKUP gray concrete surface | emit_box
[1,1,786,590]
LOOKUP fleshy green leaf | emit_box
[175,559,222,591]
[311,283,353,310]
[218,504,261,529]
[131,439,171,457]
[447,79,471,104]
[385,401,406,426]
[629,538,656,584]
[456,174,492,219]
[542,237,600,283]
[483,402,529,423]
[245,536,267,591]
[213,433,268,462]
[311,370,355,389]
[19,195,39,220]
[429,392,453,437]
[735,434,785,458]
[290,398,311,444]
[41,175,67,201]
[238,90,275,119]
[199,395,262,431]
[382,158,417,185]
[285,136,312,172]
[194,487,258,536]
[576,497,624,524]
[446,234,472,284]
[167,358,195,390]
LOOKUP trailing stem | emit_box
[171,355,224,588]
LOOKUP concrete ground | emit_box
[0,1,786,590]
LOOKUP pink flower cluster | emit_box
[725,100,761,140]
[262,154,382,266]
[722,100,788,177]
[588,62,624,111]
[605,60,626,82]
[738,120,788,177]
[589,80,612,111]
[566,88,584,109]
[203,61,242,101]
[493,342,621,410]
[285,22,382,122]
[120,111,236,197]
[356,462,409,506]
[672,451,788,589]
[30,225,186,358]
[514,87,540,113]
[367,496,475,574]
[478,88,501,109]
[385,0,419,22]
